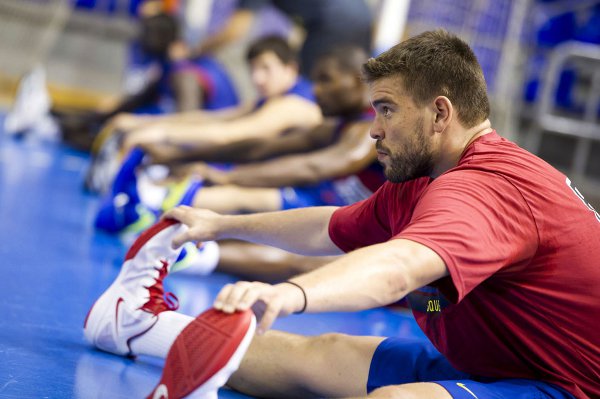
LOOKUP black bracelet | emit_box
[283,280,307,314]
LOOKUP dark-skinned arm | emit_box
[208,121,375,187]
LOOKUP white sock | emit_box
[137,169,169,209]
[130,311,193,358]
[172,241,220,276]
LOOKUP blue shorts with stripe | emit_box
[368,338,576,399]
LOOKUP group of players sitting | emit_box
[87,10,382,284]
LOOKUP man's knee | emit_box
[307,332,351,353]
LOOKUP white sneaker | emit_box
[171,241,220,275]
[4,65,53,136]
[84,219,187,356]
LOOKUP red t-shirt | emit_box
[329,131,600,399]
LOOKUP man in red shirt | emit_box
[85,30,599,398]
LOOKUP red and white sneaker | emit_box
[84,218,187,356]
[148,308,256,399]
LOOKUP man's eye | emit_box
[382,106,391,117]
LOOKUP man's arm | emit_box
[160,95,323,145]
[206,121,376,187]
[110,102,253,137]
[216,238,448,333]
[122,96,322,152]
[164,206,342,256]
[156,102,255,123]
[288,239,447,312]
[214,120,338,163]
[147,120,338,165]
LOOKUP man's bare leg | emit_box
[228,332,453,399]
[193,185,281,214]
[217,240,337,282]
[228,331,384,398]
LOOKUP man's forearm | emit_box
[287,239,448,313]
[219,207,342,256]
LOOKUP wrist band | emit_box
[283,280,307,314]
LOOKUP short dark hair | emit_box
[246,35,297,65]
[140,12,179,56]
[362,30,490,127]
[142,12,179,41]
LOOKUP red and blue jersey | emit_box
[329,131,600,399]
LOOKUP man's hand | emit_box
[122,123,168,154]
[163,206,225,247]
[110,113,153,133]
[214,281,306,334]
[194,163,231,185]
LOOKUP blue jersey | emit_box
[172,57,239,110]
[125,43,238,114]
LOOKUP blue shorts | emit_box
[280,181,346,210]
[368,338,576,399]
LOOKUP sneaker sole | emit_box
[147,308,256,399]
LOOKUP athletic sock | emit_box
[129,311,193,358]
[137,169,169,210]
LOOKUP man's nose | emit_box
[370,119,384,140]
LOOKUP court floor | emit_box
[0,132,426,398]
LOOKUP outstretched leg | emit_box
[218,240,336,282]
[229,332,385,398]
[193,184,282,214]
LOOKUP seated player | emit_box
[88,35,320,194]
[4,1,239,154]
[118,35,321,157]
[95,46,379,239]
[85,30,600,399]
[79,5,239,191]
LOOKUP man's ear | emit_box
[432,96,452,133]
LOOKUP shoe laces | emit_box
[140,259,179,314]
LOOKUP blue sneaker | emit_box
[95,147,152,234]
[94,194,157,234]
[111,147,145,198]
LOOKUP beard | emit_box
[377,117,434,183]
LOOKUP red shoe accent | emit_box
[140,259,179,315]
[125,218,179,261]
[147,309,255,399]
[124,218,181,315]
